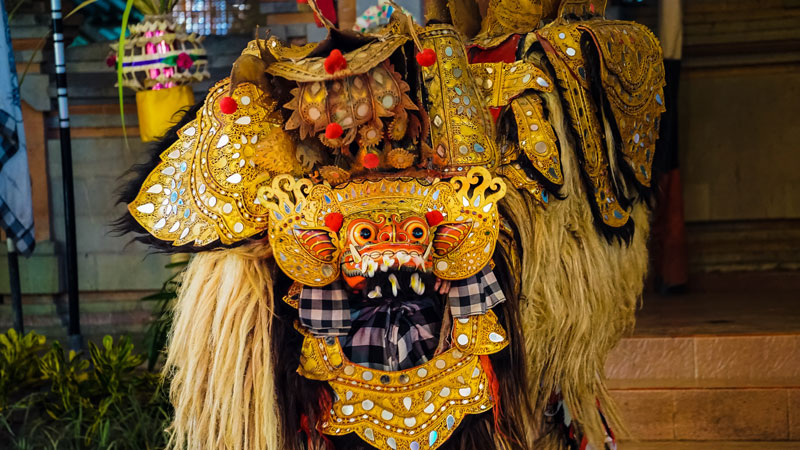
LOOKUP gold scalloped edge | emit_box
[267,35,409,82]
[128,79,300,246]
[298,311,508,450]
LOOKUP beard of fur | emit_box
[498,88,650,448]
[163,243,281,450]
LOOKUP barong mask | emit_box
[121,1,667,448]
[260,168,506,289]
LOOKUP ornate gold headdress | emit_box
[129,16,512,248]
[260,167,505,286]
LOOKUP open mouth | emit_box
[343,244,432,279]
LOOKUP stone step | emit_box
[606,330,800,443]
[610,388,800,442]
[606,334,800,389]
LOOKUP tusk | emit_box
[410,272,425,295]
[349,243,362,263]
[422,241,433,260]
[389,273,399,297]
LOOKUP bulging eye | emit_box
[404,220,427,242]
[351,222,377,245]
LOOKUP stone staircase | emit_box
[607,271,800,450]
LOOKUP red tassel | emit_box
[480,355,503,433]
[416,48,437,67]
[220,96,238,114]
[325,122,343,139]
[324,49,347,74]
[425,210,444,227]
[324,212,344,232]
[316,389,334,450]
[362,152,380,169]
[318,388,333,413]
[299,414,313,449]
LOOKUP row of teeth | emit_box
[351,243,432,278]
[368,273,426,298]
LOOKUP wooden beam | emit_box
[68,104,137,115]
[48,127,140,138]
[337,0,357,31]
[22,102,50,241]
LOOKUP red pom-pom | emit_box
[416,48,437,67]
[325,123,343,139]
[324,49,347,74]
[425,210,444,227]
[220,96,238,114]
[363,153,380,169]
[324,212,344,232]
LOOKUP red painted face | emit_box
[340,213,433,290]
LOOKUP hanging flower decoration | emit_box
[176,52,195,69]
[111,15,209,92]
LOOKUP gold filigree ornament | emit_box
[472,0,543,47]
[509,93,562,186]
[418,25,499,173]
[496,163,549,206]
[579,21,666,187]
[259,167,506,286]
[298,309,509,450]
[470,60,553,108]
[557,0,607,18]
[537,22,630,229]
[282,61,418,149]
[267,34,409,82]
[128,78,302,246]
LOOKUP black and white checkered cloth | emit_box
[448,265,506,317]
[298,265,507,370]
[342,296,442,371]
[299,280,352,336]
[0,4,36,255]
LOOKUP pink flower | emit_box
[105,53,117,68]
[176,52,193,70]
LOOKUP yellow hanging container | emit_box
[135,85,195,142]
[110,14,209,142]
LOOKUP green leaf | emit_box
[64,0,102,19]
[161,54,178,66]
[117,0,135,149]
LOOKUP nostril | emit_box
[380,234,390,242]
